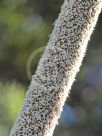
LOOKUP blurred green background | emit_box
[0,0,102,136]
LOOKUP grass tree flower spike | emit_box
[10,0,102,136]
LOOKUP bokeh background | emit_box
[0,0,102,136]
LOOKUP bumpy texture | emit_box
[10,0,102,136]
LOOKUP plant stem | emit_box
[10,0,102,136]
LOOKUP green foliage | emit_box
[0,0,51,83]
[0,82,25,136]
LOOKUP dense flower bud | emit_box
[10,0,102,136]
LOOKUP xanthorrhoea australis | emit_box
[10,0,102,136]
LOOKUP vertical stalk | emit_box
[10,0,102,136]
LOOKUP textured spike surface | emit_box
[10,0,102,136]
